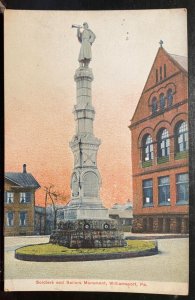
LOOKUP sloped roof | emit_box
[5,172,40,189]
[169,53,188,71]
[112,201,133,210]
[109,209,133,219]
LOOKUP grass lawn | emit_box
[15,240,156,256]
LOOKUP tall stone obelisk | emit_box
[50,23,126,248]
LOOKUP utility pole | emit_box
[43,185,53,235]
[44,187,48,235]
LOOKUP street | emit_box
[4,236,188,283]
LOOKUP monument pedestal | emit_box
[50,62,126,248]
[50,219,126,248]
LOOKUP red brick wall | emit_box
[130,48,188,221]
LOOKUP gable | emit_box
[131,47,188,125]
[143,47,186,93]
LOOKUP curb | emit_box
[15,246,158,262]
[125,234,189,240]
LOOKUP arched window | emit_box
[142,134,153,162]
[167,89,173,107]
[151,97,158,114]
[159,93,165,110]
[157,128,170,158]
[175,121,189,153]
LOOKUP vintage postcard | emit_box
[4,9,188,294]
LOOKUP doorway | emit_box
[164,218,170,233]
[148,217,153,232]
[158,218,163,233]
[176,217,182,233]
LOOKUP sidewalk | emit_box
[124,232,189,240]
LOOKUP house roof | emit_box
[5,172,40,189]
[109,209,133,219]
[169,53,188,71]
[111,200,133,210]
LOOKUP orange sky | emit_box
[4,10,187,208]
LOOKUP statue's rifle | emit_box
[71,24,83,29]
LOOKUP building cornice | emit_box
[133,212,189,217]
[129,99,188,130]
[133,162,188,177]
[143,70,187,94]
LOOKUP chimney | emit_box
[23,164,27,173]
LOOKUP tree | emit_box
[43,185,70,233]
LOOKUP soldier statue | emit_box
[72,22,96,67]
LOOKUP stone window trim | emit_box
[143,203,154,208]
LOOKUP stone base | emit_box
[132,214,189,234]
[63,206,109,220]
[50,219,127,248]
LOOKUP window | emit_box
[6,212,14,226]
[19,212,27,226]
[176,173,189,204]
[5,192,14,204]
[160,66,162,81]
[142,135,153,162]
[20,192,31,203]
[175,121,189,153]
[159,93,165,110]
[156,69,158,83]
[143,179,153,206]
[164,64,167,78]
[151,97,158,114]
[158,176,170,205]
[157,128,170,159]
[167,88,173,107]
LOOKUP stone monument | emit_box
[50,23,126,248]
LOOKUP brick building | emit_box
[129,43,188,233]
[4,164,40,236]
[108,200,133,232]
